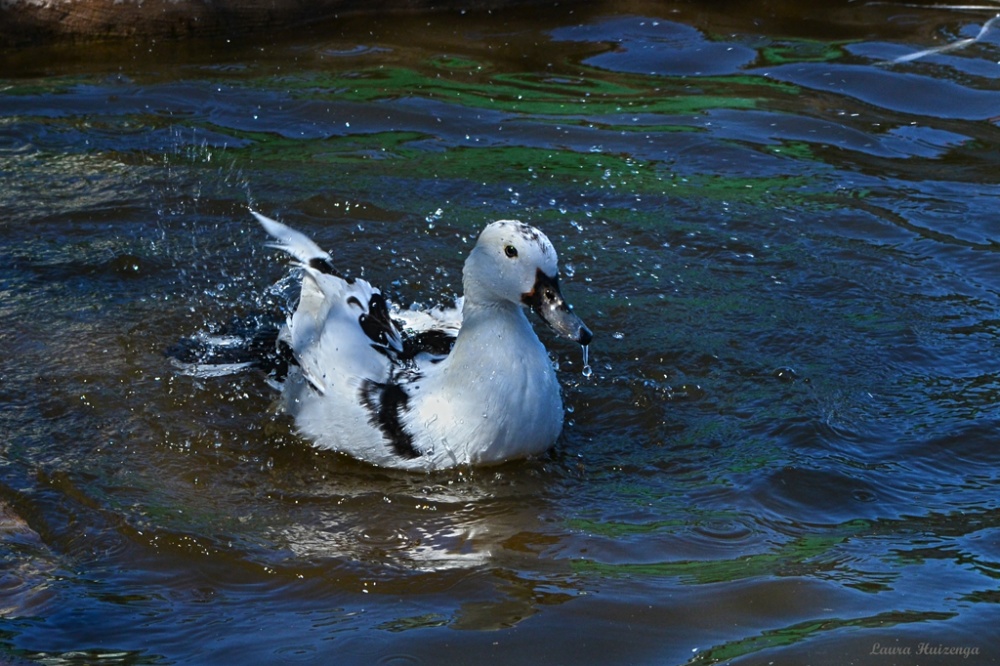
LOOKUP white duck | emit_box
[252,211,592,471]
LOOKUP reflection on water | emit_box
[2,0,1000,663]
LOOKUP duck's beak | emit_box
[522,269,593,346]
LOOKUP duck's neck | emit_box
[449,299,542,368]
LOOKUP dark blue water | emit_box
[2,2,999,664]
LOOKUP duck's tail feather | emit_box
[252,210,338,275]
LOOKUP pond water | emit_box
[2,0,1000,663]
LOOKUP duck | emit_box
[251,211,592,471]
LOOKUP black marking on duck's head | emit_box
[521,268,593,345]
[359,380,420,459]
[512,220,540,243]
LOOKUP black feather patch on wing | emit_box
[360,380,420,459]
[307,255,358,285]
[308,256,338,276]
[362,292,398,347]
[346,291,400,352]
[398,328,456,361]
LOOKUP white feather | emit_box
[251,210,331,267]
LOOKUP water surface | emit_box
[2,1,1000,663]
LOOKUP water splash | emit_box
[581,344,593,378]
[424,207,444,229]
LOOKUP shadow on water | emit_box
[2,0,1000,663]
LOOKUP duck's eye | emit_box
[504,245,518,258]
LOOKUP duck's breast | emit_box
[403,324,564,467]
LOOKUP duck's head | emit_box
[464,220,592,346]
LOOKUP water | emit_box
[2,1,1000,663]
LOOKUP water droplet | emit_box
[424,207,443,229]
[773,367,798,382]
[581,344,592,378]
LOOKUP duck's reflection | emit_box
[264,462,584,630]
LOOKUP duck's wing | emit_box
[253,210,338,275]
[254,212,405,392]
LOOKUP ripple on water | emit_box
[377,655,425,666]
[690,518,755,543]
[749,466,898,526]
